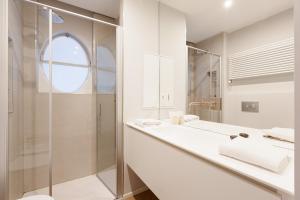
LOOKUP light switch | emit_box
[241,101,259,113]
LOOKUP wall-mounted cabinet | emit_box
[143,54,160,109]
[159,56,175,108]
[141,2,186,118]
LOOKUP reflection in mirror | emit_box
[158,0,294,129]
[187,46,222,122]
[152,2,295,195]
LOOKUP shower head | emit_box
[40,8,64,24]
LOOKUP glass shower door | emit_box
[187,47,222,122]
[210,54,222,122]
[95,22,117,195]
[19,4,52,198]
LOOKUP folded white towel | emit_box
[134,119,161,127]
[264,127,294,143]
[219,138,289,173]
[183,115,200,122]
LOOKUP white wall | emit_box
[122,0,160,123]
[122,0,186,194]
[122,0,160,194]
[197,9,294,129]
[159,3,187,119]
[224,9,294,129]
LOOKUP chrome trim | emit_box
[41,60,91,68]
[48,9,53,196]
[116,26,124,199]
[158,1,161,120]
[219,54,223,122]
[187,45,221,57]
[209,54,212,121]
[23,0,119,27]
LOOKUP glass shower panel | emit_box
[94,22,117,195]
[8,33,25,200]
[210,55,222,122]
[8,1,119,199]
[20,4,50,198]
[187,48,222,122]
[188,49,211,121]
[50,9,97,196]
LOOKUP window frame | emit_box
[40,32,91,93]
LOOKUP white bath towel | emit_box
[134,119,161,127]
[264,127,294,143]
[219,138,289,173]
[183,115,200,122]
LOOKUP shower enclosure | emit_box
[187,46,222,122]
[6,0,123,199]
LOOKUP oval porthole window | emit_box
[42,33,90,93]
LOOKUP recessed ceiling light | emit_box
[224,0,233,8]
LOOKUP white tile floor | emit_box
[23,175,115,200]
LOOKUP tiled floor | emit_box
[125,190,159,200]
[23,175,115,200]
[23,174,158,200]
[97,165,116,194]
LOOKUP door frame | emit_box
[0,0,9,200]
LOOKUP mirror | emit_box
[158,0,294,129]
[158,2,187,119]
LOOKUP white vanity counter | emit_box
[126,121,294,199]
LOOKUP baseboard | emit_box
[120,186,148,199]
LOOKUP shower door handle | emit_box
[98,104,102,119]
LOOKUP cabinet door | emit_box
[160,57,174,108]
[143,54,160,109]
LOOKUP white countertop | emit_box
[126,121,294,196]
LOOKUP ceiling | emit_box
[57,0,120,18]
[57,0,293,43]
[160,0,293,42]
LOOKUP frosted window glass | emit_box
[42,34,90,93]
[44,35,89,65]
[43,64,89,93]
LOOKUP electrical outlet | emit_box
[241,101,259,113]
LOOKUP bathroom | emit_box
[0,0,299,200]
